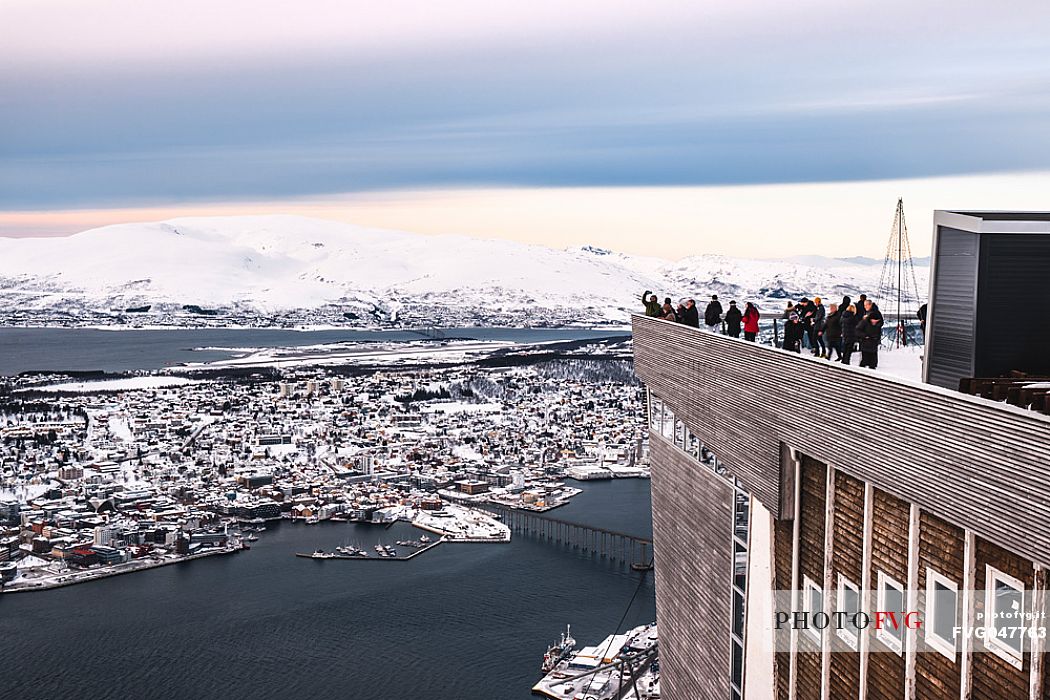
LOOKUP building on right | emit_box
[924,210,1050,389]
[632,210,1050,700]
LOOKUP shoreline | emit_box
[1,545,242,594]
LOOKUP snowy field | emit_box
[26,376,199,393]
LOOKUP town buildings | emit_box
[0,360,647,590]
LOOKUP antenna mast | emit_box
[875,198,922,348]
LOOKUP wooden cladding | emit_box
[649,436,733,700]
[915,513,965,700]
[633,314,1050,569]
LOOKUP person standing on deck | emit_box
[810,296,827,357]
[851,294,867,356]
[824,303,842,361]
[705,295,723,332]
[642,291,661,317]
[857,300,884,369]
[680,299,700,328]
[840,303,857,365]
[661,297,678,321]
[742,302,760,341]
[783,313,804,352]
[724,301,742,338]
[797,298,813,350]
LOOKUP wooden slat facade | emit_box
[972,539,1034,700]
[866,488,909,700]
[649,436,733,700]
[633,314,1050,569]
[915,512,964,699]
[829,471,864,698]
[796,458,826,700]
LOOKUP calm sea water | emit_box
[0,327,628,376]
[0,479,655,700]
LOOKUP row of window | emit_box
[801,565,1027,669]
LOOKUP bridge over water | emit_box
[477,503,653,568]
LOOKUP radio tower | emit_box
[875,198,923,347]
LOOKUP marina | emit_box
[295,537,445,561]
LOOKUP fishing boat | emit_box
[541,625,576,673]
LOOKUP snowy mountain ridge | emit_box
[0,215,927,327]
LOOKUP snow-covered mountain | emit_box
[0,215,927,327]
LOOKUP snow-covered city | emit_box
[0,347,648,592]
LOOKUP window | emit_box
[661,406,675,439]
[836,575,861,650]
[876,571,906,654]
[925,569,958,660]
[687,431,700,461]
[649,396,661,431]
[734,492,750,544]
[984,566,1026,669]
[803,576,823,642]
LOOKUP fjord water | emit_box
[0,327,628,375]
[1,479,655,700]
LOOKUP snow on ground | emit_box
[421,401,503,414]
[177,339,519,371]
[29,376,198,393]
[872,345,924,382]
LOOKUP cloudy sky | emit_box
[2,0,1049,256]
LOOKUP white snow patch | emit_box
[30,376,198,393]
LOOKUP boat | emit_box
[630,561,653,572]
[419,534,431,543]
[310,549,334,559]
[246,534,259,542]
[541,625,577,673]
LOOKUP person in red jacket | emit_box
[742,302,760,341]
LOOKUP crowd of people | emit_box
[642,290,905,370]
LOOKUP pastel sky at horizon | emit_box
[3,0,1049,257]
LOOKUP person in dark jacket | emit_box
[840,304,857,365]
[824,303,842,361]
[782,313,804,352]
[781,301,795,319]
[917,302,928,335]
[742,302,760,341]
[724,301,742,338]
[810,296,827,357]
[680,299,700,327]
[705,295,723,332]
[795,298,811,349]
[857,300,883,369]
[642,291,661,317]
